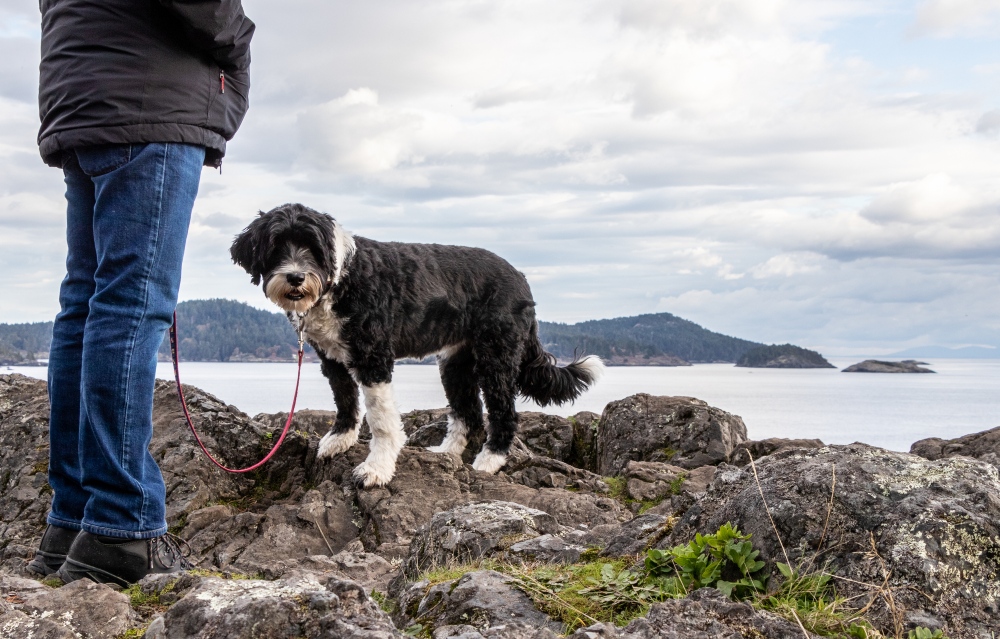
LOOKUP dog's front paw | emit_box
[352,459,395,488]
[471,449,508,474]
[318,429,359,458]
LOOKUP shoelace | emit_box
[149,532,194,570]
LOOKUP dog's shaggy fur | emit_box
[231,203,603,487]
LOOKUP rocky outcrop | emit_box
[911,425,1000,469]
[400,502,560,580]
[354,447,626,559]
[665,443,1000,636]
[151,573,401,639]
[0,375,58,573]
[842,359,935,373]
[606,588,821,639]
[398,571,563,636]
[735,344,835,369]
[728,437,825,467]
[2,373,993,638]
[596,394,748,473]
[0,574,136,639]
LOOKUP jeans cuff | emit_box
[46,515,84,532]
[81,522,168,540]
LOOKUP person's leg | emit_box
[45,153,99,532]
[28,154,99,575]
[73,142,204,539]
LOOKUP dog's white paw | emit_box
[352,458,395,488]
[426,436,466,457]
[472,449,508,474]
[317,429,359,458]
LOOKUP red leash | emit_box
[169,310,304,473]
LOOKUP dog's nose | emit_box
[286,272,305,287]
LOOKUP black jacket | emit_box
[38,0,254,168]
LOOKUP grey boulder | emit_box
[596,394,748,474]
[666,443,1000,638]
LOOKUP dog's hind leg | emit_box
[316,355,362,458]
[353,379,406,488]
[471,340,521,474]
[428,345,483,457]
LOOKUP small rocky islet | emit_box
[842,359,936,373]
[0,373,997,638]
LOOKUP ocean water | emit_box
[8,358,1000,453]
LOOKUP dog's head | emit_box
[230,203,356,313]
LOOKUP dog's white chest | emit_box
[300,300,351,364]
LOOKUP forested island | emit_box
[3,299,823,367]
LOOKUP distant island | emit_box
[843,360,936,374]
[3,299,827,367]
[735,344,835,369]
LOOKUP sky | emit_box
[1,0,998,356]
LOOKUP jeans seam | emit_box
[122,143,169,531]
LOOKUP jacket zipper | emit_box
[220,72,225,94]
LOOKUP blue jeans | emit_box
[47,143,204,539]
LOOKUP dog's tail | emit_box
[517,322,604,406]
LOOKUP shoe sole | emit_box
[57,557,132,588]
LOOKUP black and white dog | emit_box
[230,203,603,487]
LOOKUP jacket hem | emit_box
[39,124,226,168]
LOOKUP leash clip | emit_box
[293,311,306,352]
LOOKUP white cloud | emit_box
[751,253,825,279]
[912,0,1000,37]
[2,0,1000,353]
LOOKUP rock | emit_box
[433,624,560,638]
[508,534,586,564]
[665,443,1000,637]
[601,513,673,557]
[228,484,359,576]
[911,425,1000,469]
[399,570,561,636]
[0,609,77,639]
[596,394,748,473]
[619,460,717,518]
[842,359,935,373]
[729,437,825,467]
[616,588,821,638]
[567,411,601,472]
[401,502,560,580]
[0,375,58,571]
[735,344,835,369]
[20,578,138,639]
[516,413,575,462]
[356,448,626,558]
[319,550,396,593]
[503,449,609,493]
[159,573,401,638]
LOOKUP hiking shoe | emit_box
[56,531,192,587]
[26,525,79,577]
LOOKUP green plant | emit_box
[603,476,627,501]
[907,629,945,639]
[645,522,766,599]
[370,590,396,615]
[756,562,865,636]
[668,473,686,495]
[576,562,663,615]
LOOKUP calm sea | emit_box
[8,358,999,453]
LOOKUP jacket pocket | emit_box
[74,144,132,177]
[208,66,250,140]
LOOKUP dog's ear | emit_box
[230,212,273,286]
[302,210,354,283]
